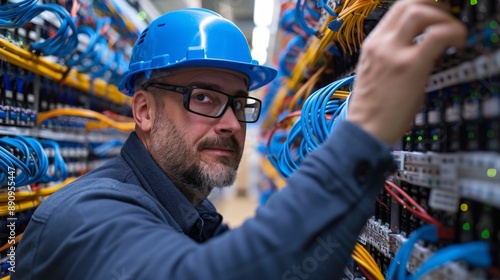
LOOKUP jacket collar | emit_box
[120,132,225,242]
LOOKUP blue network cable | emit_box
[90,47,114,80]
[0,136,70,186]
[0,0,37,27]
[295,0,322,37]
[78,35,108,73]
[0,154,10,184]
[66,26,99,68]
[108,50,128,84]
[278,118,303,177]
[268,75,355,178]
[278,35,307,77]
[301,75,354,151]
[0,137,34,186]
[13,136,49,184]
[15,4,78,57]
[41,140,68,183]
[386,224,492,280]
[0,146,25,185]
[316,0,338,17]
[407,241,491,280]
[92,138,123,157]
[3,72,12,93]
[385,225,438,280]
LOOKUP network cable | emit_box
[0,137,34,186]
[352,243,384,280]
[92,138,124,157]
[14,136,49,184]
[385,225,438,280]
[15,4,79,57]
[41,140,68,183]
[407,242,491,280]
[296,0,323,38]
[37,108,135,131]
[316,0,338,17]
[0,0,37,27]
[267,75,354,178]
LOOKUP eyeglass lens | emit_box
[188,88,260,122]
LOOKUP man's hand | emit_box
[347,0,467,145]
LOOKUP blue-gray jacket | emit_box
[13,121,395,280]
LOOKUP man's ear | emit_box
[132,90,156,133]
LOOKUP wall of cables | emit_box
[260,0,500,279]
[0,0,137,277]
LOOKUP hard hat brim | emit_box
[119,59,278,96]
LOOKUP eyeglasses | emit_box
[142,82,262,123]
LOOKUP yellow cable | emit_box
[288,64,327,112]
[286,15,336,91]
[37,108,134,131]
[0,38,131,106]
[85,120,123,131]
[0,198,42,216]
[260,157,286,189]
[355,243,380,270]
[353,244,385,280]
[0,38,66,73]
[352,254,385,280]
[0,234,23,253]
[0,178,77,202]
[1,276,10,280]
[334,0,382,54]
[263,87,292,131]
[0,47,65,80]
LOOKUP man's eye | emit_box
[193,93,212,103]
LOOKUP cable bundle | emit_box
[67,25,99,68]
[92,0,140,39]
[383,180,442,226]
[386,225,492,280]
[279,35,308,77]
[300,75,354,148]
[295,0,323,38]
[0,1,130,84]
[267,75,355,178]
[0,0,38,28]
[14,4,79,57]
[0,136,68,187]
[330,0,384,54]
[279,1,321,38]
[352,243,385,280]
[41,140,69,182]
[0,136,47,186]
[37,108,135,131]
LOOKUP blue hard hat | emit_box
[118,8,278,95]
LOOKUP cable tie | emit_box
[57,66,72,85]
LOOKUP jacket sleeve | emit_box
[13,120,395,280]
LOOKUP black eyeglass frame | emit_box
[142,82,262,123]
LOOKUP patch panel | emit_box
[260,0,500,279]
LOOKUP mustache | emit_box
[197,137,241,152]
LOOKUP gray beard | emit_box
[149,115,241,204]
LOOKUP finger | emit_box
[394,6,459,45]
[369,1,453,44]
[414,20,467,68]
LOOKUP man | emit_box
[14,1,466,279]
